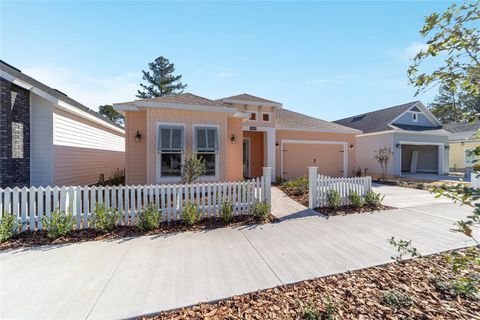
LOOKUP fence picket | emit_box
[21,187,28,232]
[29,187,36,231]
[311,175,372,208]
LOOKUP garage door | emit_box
[401,145,438,173]
[282,142,345,180]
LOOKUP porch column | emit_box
[265,128,276,181]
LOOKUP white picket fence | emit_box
[0,168,272,232]
[308,167,372,208]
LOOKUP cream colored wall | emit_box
[449,141,480,171]
[52,108,125,186]
[275,130,356,178]
[145,108,228,184]
[229,104,276,128]
[226,118,244,181]
[125,111,147,185]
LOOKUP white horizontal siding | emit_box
[53,113,125,152]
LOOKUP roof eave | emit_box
[221,98,283,108]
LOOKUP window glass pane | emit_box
[171,128,182,149]
[196,129,207,149]
[207,129,217,150]
[197,153,216,176]
[161,128,171,149]
[161,153,182,176]
[249,113,256,121]
[263,113,270,121]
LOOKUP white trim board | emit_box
[280,139,348,179]
[221,98,282,108]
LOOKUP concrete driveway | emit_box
[1,185,478,319]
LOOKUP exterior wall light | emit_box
[396,143,401,149]
[275,142,280,148]
[135,130,142,142]
[445,145,450,150]
[349,144,354,149]
[231,134,237,144]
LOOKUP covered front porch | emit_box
[242,128,275,180]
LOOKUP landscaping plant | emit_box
[0,211,18,243]
[374,146,393,181]
[182,202,198,225]
[220,201,234,223]
[398,181,408,188]
[388,237,420,262]
[90,203,121,232]
[252,201,271,222]
[382,289,414,311]
[283,176,309,196]
[348,190,363,208]
[137,203,162,231]
[326,190,341,209]
[41,207,75,239]
[364,191,385,208]
[415,182,426,190]
[181,156,206,184]
[352,167,363,177]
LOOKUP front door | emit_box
[243,138,250,178]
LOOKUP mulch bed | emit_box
[143,248,480,319]
[314,204,395,216]
[0,214,278,250]
[277,185,309,207]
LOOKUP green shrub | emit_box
[415,182,426,190]
[364,191,385,207]
[302,302,336,320]
[41,208,75,239]
[348,190,363,208]
[137,203,162,231]
[382,289,414,310]
[220,201,234,223]
[90,203,120,232]
[181,156,206,184]
[352,167,363,177]
[182,202,198,226]
[252,201,271,222]
[0,211,18,243]
[283,176,309,196]
[388,237,420,262]
[398,181,408,188]
[326,190,341,209]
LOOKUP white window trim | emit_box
[411,112,419,122]
[156,122,186,183]
[261,111,272,123]
[248,111,258,122]
[192,124,220,182]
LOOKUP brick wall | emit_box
[0,77,31,188]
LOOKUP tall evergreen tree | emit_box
[98,104,125,126]
[136,56,187,98]
[429,84,480,124]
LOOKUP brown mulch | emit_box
[144,248,480,320]
[277,185,309,206]
[314,204,395,216]
[0,214,278,250]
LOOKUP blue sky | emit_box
[0,1,453,120]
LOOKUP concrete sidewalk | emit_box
[1,186,478,319]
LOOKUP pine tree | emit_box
[98,104,125,126]
[429,84,464,123]
[136,56,187,98]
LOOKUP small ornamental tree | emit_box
[374,146,393,181]
[181,156,206,184]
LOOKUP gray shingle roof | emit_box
[0,60,124,130]
[119,93,227,108]
[277,108,361,133]
[334,101,421,133]
[443,121,480,133]
[219,93,281,105]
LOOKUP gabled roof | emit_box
[218,93,282,107]
[114,93,244,115]
[117,93,227,108]
[277,108,361,133]
[0,60,124,131]
[443,121,480,133]
[334,101,424,133]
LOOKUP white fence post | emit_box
[262,167,272,206]
[308,167,318,209]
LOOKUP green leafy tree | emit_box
[98,104,125,125]
[136,56,187,98]
[181,156,206,184]
[374,146,393,181]
[407,1,479,97]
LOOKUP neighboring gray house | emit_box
[335,101,450,178]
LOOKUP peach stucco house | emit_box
[113,93,360,185]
